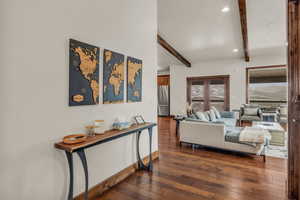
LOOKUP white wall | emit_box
[158,68,170,76]
[247,54,287,67]
[0,0,157,199]
[170,55,287,115]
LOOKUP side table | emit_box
[173,116,185,137]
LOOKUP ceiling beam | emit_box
[238,0,250,62]
[157,34,191,67]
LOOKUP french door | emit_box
[187,75,230,112]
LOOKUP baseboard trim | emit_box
[74,151,159,200]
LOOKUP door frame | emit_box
[187,75,230,111]
[288,0,300,199]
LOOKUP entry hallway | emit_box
[96,117,287,200]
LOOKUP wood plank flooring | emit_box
[95,117,288,200]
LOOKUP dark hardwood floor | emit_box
[95,117,288,200]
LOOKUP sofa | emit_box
[180,121,266,155]
[180,109,267,158]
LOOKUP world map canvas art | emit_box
[127,56,142,102]
[103,49,125,104]
[69,39,100,106]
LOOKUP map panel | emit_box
[127,56,142,102]
[103,49,125,104]
[69,39,100,106]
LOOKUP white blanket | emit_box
[239,127,271,144]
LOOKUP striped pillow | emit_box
[195,112,209,122]
[211,106,221,119]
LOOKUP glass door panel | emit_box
[191,81,205,112]
[187,76,229,112]
[209,79,225,111]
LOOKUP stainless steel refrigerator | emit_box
[158,85,170,116]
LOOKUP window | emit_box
[247,66,287,108]
[190,80,205,111]
[187,75,230,112]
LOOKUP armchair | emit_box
[278,105,288,124]
[240,104,262,125]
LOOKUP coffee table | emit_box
[252,121,285,146]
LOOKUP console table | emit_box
[55,122,156,200]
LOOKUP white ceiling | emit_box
[247,0,287,57]
[157,0,287,69]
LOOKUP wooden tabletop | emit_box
[55,122,156,153]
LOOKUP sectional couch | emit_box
[179,109,267,158]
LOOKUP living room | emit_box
[157,0,288,159]
[157,0,289,199]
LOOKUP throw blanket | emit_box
[239,127,271,144]
[225,127,256,147]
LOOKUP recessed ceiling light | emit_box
[222,6,230,13]
[233,49,239,53]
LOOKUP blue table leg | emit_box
[136,131,143,169]
[136,127,153,171]
[77,149,89,200]
[65,151,73,200]
[148,127,153,171]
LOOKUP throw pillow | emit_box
[244,107,258,116]
[211,106,221,119]
[195,112,209,122]
[189,113,197,119]
[204,111,211,121]
[209,110,217,121]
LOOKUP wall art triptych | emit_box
[69,39,142,106]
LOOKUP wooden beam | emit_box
[238,0,250,62]
[157,34,191,67]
